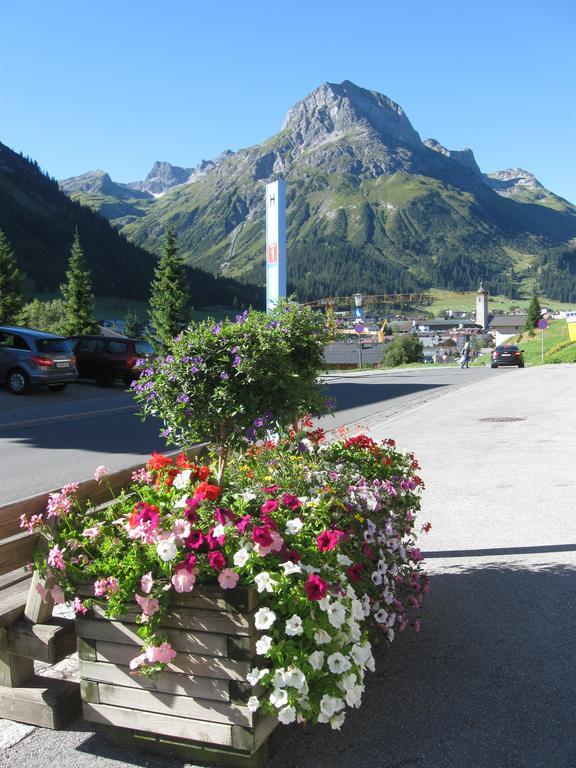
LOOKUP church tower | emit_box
[476,282,489,330]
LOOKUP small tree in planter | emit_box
[132,302,330,483]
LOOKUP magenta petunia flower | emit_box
[304,573,328,601]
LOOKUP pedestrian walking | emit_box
[460,339,471,368]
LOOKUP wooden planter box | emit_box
[76,586,277,768]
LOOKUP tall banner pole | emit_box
[265,180,286,313]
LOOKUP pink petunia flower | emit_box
[171,567,196,593]
[51,585,66,604]
[218,568,240,589]
[141,572,154,594]
[48,545,66,570]
[304,573,328,601]
[135,593,160,616]
[146,642,177,664]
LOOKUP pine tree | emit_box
[60,231,96,335]
[525,295,542,331]
[148,227,190,351]
[124,309,142,338]
[0,230,25,324]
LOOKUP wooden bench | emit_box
[0,446,205,729]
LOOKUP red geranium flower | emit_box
[194,482,221,501]
[146,452,174,471]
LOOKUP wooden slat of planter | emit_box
[91,604,250,636]
[76,617,228,657]
[96,682,252,727]
[83,701,235,747]
[0,578,31,629]
[79,659,230,702]
[172,586,260,614]
[0,533,36,578]
[7,617,76,664]
[95,641,251,681]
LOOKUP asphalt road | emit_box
[0,367,491,505]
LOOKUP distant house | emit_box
[416,318,480,333]
[487,314,527,345]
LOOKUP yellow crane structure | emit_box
[299,293,432,340]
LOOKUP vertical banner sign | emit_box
[265,180,286,312]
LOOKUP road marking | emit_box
[0,404,138,432]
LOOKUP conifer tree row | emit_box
[0,229,25,325]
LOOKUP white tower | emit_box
[265,180,287,312]
[476,281,489,330]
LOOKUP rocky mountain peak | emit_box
[423,139,482,175]
[282,80,421,149]
[485,168,544,195]
[129,161,194,195]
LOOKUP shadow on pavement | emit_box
[267,562,575,768]
[326,381,447,412]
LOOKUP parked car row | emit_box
[0,325,153,394]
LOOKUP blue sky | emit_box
[1,0,575,202]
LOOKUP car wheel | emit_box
[96,370,114,387]
[48,384,68,392]
[491,364,498,369]
[518,362,524,368]
[7,368,31,395]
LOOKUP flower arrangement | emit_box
[23,303,428,731]
[24,426,428,729]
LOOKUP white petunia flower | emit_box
[345,685,364,708]
[247,696,260,712]
[255,635,273,655]
[273,668,287,688]
[313,628,331,645]
[327,652,352,675]
[173,469,192,490]
[319,694,345,718]
[327,602,346,629]
[351,599,364,621]
[233,548,250,567]
[350,641,373,666]
[285,614,303,636]
[212,523,226,539]
[246,667,269,686]
[337,553,352,567]
[331,712,346,729]
[254,572,277,593]
[280,560,302,575]
[269,688,288,709]
[361,594,371,617]
[308,650,325,671]
[374,608,388,624]
[173,495,189,509]
[277,705,297,724]
[338,673,357,692]
[317,597,331,611]
[377,559,388,574]
[387,612,396,627]
[347,619,362,641]
[283,667,306,691]
[156,537,178,562]
[285,517,303,535]
[240,490,256,501]
[254,607,276,630]
[371,571,383,586]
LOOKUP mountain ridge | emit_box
[57,80,576,301]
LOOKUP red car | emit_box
[66,335,153,387]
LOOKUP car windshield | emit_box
[135,341,153,355]
[36,339,71,354]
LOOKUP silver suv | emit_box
[0,326,78,394]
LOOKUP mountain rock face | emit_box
[485,168,544,195]
[59,80,576,301]
[60,170,153,200]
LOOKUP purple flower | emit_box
[190,365,199,374]
[230,346,239,354]
[177,394,190,403]
[165,355,174,363]
[245,427,256,443]
[235,310,249,323]
[267,320,281,329]
[326,399,336,410]
[253,416,265,428]
[211,322,222,334]
[220,371,229,380]
[161,427,172,438]
[232,355,241,368]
